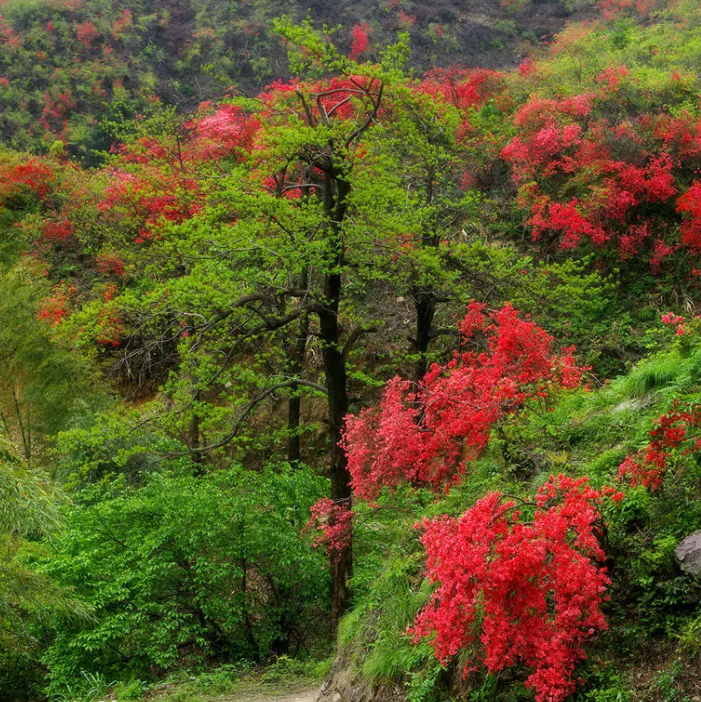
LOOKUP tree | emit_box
[0,436,84,695]
[41,465,328,691]
[0,265,97,462]
[77,26,489,627]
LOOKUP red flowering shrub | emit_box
[305,498,353,561]
[618,404,701,490]
[192,103,260,161]
[660,310,690,337]
[40,90,75,135]
[96,253,125,277]
[677,181,701,251]
[98,101,265,240]
[500,86,690,267]
[95,309,123,347]
[349,23,370,60]
[1,158,54,200]
[598,0,665,20]
[411,475,618,702]
[111,9,133,38]
[397,11,416,29]
[37,282,76,326]
[41,218,74,243]
[342,303,582,500]
[75,20,99,47]
[418,68,504,115]
[99,160,203,241]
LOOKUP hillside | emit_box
[2,1,701,702]
[0,0,592,161]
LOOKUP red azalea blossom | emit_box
[37,282,76,326]
[75,21,99,47]
[619,404,701,490]
[410,475,615,702]
[343,303,583,500]
[349,23,370,60]
[96,253,126,277]
[305,498,353,561]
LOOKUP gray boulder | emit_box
[675,531,701,577]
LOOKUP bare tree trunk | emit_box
[413,286,437,382]
[319,295,352,629]
[319,172,353,631]
[287,314,309,467]
[413,170,441,383]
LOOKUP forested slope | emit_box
[2,0,701,701]
[0,0,589,161]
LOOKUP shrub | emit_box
[41,466,330,693]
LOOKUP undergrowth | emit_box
[339,333,701,702]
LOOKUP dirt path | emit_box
[221,685,318,702]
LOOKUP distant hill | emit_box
[0,0,595,162]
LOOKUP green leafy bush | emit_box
[40,465,330,693]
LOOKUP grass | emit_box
[55,658,333,702]
[148,658,332,702]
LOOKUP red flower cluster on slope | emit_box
[1,158,54,200]
[677,181,701,251]
[111,9,133,38]
[96,253,125,277]
[410,475,615,702]
[99,163,203,241]
[599,0,664,20]
[618,404,701,490]
[75,20,99,47]
[192,104,260,161]
[305,498,353,561]
[501,88,684,264]
[99,103,263,240]
[40,90,75,134]
[660,310,689,336]
[342,303,583,500]
[41,218,74,243]
[499,76,701,269]
[95,308,123,347]
[36,281,76,326]
[418,68,504,115]
[349,23,370,60]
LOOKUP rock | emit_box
[315,651,404,702]
[675,531,701,577]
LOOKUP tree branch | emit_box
[180,379,328,456]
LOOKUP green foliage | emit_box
[54,671,114,702]
[0,264,102,461]
[0,437,86,698]
[113,679,146,701]
[580,665,633,702]
[619,355,686,399]
[40,465,330,693]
